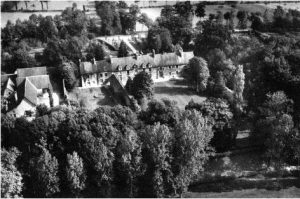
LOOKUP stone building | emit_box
[79,50,194,88]
[1,67,60,118]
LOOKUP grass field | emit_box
[184,186,300,198]
[153,79,206,109]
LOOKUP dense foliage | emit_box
[1,102,214,197]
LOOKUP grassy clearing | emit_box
[67,86,117,110]
[153,79,206,110]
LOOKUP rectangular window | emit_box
[105,73,108,77]
[127,70,130,75]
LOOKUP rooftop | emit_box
[80,51,194,75]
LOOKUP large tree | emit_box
[66,151,86,197]
[236,11,248,29]
[31,148,60,197]
[60,61,77,91]
[195,2,206,18]
[118,40,129,57]
[181,56,210,93]
[131,71,154,103]
[96,1,122,35]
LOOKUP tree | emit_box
[39,16,58,42]
[61,37,83,64]
[159,28,173,53]
[147,26,162,53]
[31,148,60,197]
[236,11,248,29]
[181,56,210,93]
[174,1,193,20]
[118,40,129,57]
[60,61,77,91]
[66,152,86,196]
[186,98,234,151]
[139,99,180,127]
[96,1,122,35]
[195,2,206,18]
[125,77,133,94]
[224,11,234,29]
[61,7,88,36]
[256,91,297,166]
[139,123,173,197]
[250,13,265,31]
[274,6,285,19]
[113,127,143,197]
[173,109,214,195]
[42,39,63,67]
[131,71,154,103]
[1,147,23,198]
[9,48,38,72]
[233,65,245,114]
[194,20,231,57]
[216,11,224,25]
[36,104,49,117]
[138,13,153,28]
[86,43,106,61]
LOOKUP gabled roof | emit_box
[17,78,38,105]
[17,66,47,77]
[5,78,15,91]
[16,75,52,90]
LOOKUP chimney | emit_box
[152,49,155,57]
[93,58,96,65]
[79,59,81,64]
[133,53,138,60]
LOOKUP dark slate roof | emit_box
[110,54,155,70]
[80,51,194,75]
[17,78,38,105]
[17,66,47,77]
[16,75,52,90]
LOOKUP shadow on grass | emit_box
[189,177,300,193]
[154,86,196,95]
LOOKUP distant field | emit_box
[153,79,206,109]
[3,2,300,28]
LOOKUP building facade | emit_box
[80,50,194,88]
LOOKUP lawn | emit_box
[153,79,206,109]
[184,187,300,198]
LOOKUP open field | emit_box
[3,2,300,28]
[184,186,300,198]
[153,79,206,109]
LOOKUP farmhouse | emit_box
[1,67,60,117]
[79,49,194,88]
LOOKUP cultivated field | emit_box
[153,79,206,109]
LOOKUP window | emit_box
[169,66,171,69]
[127,71,130,75]
[100,73,103,77]
[105,73,108,77]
